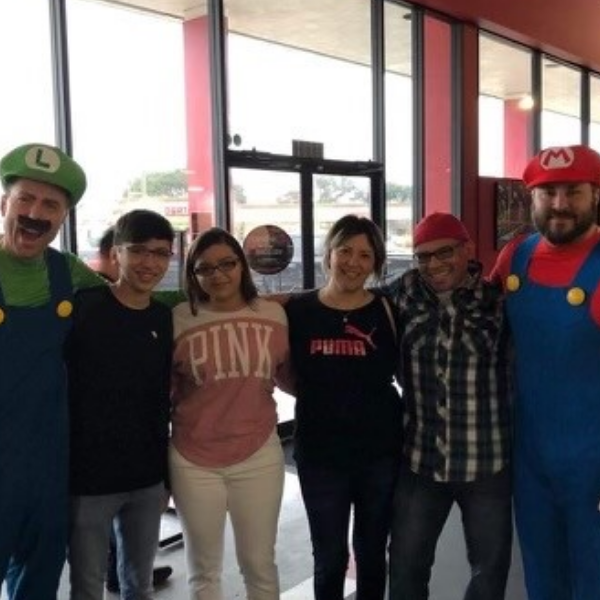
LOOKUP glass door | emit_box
[227,153,384,293]
[227,153,384,427]
[312,173,372,287]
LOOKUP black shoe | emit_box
[153,565,173,588]
[105,579,120,594]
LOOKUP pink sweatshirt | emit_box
[171,298,290,468]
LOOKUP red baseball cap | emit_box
[522,145,600,189]
[413,212,471,247]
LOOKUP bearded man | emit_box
[491,144,600,600]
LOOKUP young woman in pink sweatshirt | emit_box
[170,227,290,600]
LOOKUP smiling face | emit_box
[194,242,245,311]
[1,178,69,259]
[415,237,473,293]
[327,233,376,293]
[114,239,172,297]
[531,182,599,245]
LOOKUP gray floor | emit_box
[2,441,528,600]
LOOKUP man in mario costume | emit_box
[491,144,600,600]
[0,143,104,599]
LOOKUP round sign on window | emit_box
[243,225,294,275]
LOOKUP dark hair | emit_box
[184,227,258,315]
[322,214,387,279]
[113,209,174,246]
[98,225,115,258]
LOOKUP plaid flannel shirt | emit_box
[386,261,512,482]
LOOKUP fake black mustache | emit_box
[17,215,52,235]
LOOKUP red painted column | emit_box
[457,25,480,251]
[183,16,215,236]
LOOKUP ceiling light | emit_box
[518,95,534,110]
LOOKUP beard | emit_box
[533,204,598,245]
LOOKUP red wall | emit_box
[413,0,600,273]
[412,0,600,71]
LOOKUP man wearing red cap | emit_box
[491,144,600,600]
[387,212,512,600]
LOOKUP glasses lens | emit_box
[435,246,455,261]
[195,258,239,277]
[218,259,238,272]
[124,245,145,257]
[123,245,172,259]
[195,264,215,277]
[414,243,460,265]
[414,251,432,265]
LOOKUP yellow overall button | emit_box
[57,300,73,318]
[0,308,5,325]
[506,274,520,292]
[566,287,586,306]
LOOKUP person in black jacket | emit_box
[66,210,174,600]
[94,224,174,594]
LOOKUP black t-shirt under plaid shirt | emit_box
[386,262,511,482]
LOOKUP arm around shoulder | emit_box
[67,253,107,290]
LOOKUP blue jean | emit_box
[389,467,512,600]
[68,483,165,600]
[297,455,399,600]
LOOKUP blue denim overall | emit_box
[507,233,600,600]
[0,249,72,600]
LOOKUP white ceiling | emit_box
[102,0,586,117]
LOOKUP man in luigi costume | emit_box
[491,145,600,600]
[0,143,104,599]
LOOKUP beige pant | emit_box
[169,431,284,600]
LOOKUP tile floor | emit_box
[2,440,528,600]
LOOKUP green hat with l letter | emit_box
[0,143,87,206]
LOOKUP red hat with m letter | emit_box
[413,212,471,247]
[522,145,600,189]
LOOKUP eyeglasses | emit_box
[120,244,174,260]
[194,257,240,277]
[414,242,464,265]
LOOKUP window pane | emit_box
[385,2,413,280]
[542,58,581,147]
[479,34,533,178]
[313,174,371,286]
[230,168,302,294]
[0,0,55,236]
[590,76,600,153]
[0,0,54,150]
[67,0,189,289]
[225,0,373,161]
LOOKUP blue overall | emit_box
[0,249,72,600]
[507,233,600,600]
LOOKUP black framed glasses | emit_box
[414,242,464,265]
[120,244,174,260]
[193,258,240,277]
